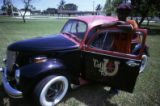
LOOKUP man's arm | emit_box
[101,21,119,28]
[100,21,131,28]
[117,24,133,32]
[99,20,135,32]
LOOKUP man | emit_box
[101,3,138,95]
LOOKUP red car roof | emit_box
[73,16,118,28]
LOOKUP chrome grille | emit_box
[6,50,16,71]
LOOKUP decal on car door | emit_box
[93,58,120,76]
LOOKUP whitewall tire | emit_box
[139,55,148,73]
[33,75,69,106]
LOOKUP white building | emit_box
[18,10,31,16]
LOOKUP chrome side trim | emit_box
[2,58,7,64]
[126,61,140,67]
[0,66,23,98]
[82,50,141,62]
[0,67,3,72]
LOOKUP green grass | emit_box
[0,16,67,65]
[0,16,160,106]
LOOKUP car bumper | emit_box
[0,66,23,98]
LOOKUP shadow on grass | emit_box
[63,83,118,106]
[148,29,160,35]
[0,83,117,106]
[0,21,23,24]
[0,84,34,106]
[141,26,160,35]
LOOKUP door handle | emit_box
[126,61,140,67]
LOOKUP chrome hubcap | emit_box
[45,81,64,102]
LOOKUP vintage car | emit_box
[0,16,149,106]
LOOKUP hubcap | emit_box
[45,81,64,101]
[40,76,68,106]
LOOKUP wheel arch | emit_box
[18,59,78,97]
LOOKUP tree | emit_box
[64,3,78,11]
[104,0,122,16]
[96,4,102,15]
[112,0,122,13]
[1,0,13,15]
[104,0,112,16]
[18,0,33,23]
[96,4,102,11]
[46,8,57,15]
[58,0,65,10]
[1,5,7,13]
[131,0,160,27]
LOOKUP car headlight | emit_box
[33,56,47,63]
[15,69,20,84]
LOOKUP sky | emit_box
[0,0,106,11]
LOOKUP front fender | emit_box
[18,59,71,96]
[20,59,65,79]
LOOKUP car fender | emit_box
[18,59,76,96]
[20,59,66,79]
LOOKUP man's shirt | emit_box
[111,20,138,53]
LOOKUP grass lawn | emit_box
[0,16,160,106]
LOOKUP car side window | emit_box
[62,20,87,42]
[77,21,87,33]
[90,30,144,56]
[91,31,106,49]
[90,31,114,51]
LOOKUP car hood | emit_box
[8,34,79,52]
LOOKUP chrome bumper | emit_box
[0,66,23,98]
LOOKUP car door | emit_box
[83,28,147,92]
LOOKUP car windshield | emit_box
[61,20,87,42]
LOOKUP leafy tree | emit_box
[46,8,57,15]
[104,0,112,16]
[104,0,122,16]
[18,0,34,23]
[96,4,102,15]
[112,0,122,13]
[1,5,7,12]
[7,4,12,15]
[131,0,160,27]
[64,3,78,11]
[58,0,66,10]
[1,0,13,15]
[96,4,102,11]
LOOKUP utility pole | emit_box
[93,1,95,15]
[10,0,14,17]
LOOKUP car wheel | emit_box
[33,75,69,106]
[139,55,148,73]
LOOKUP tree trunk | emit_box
[135,17,139,24]
[22,10,27,23]
[138,16,145,28]
[146,17,150,26]
[22,15,26,23]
